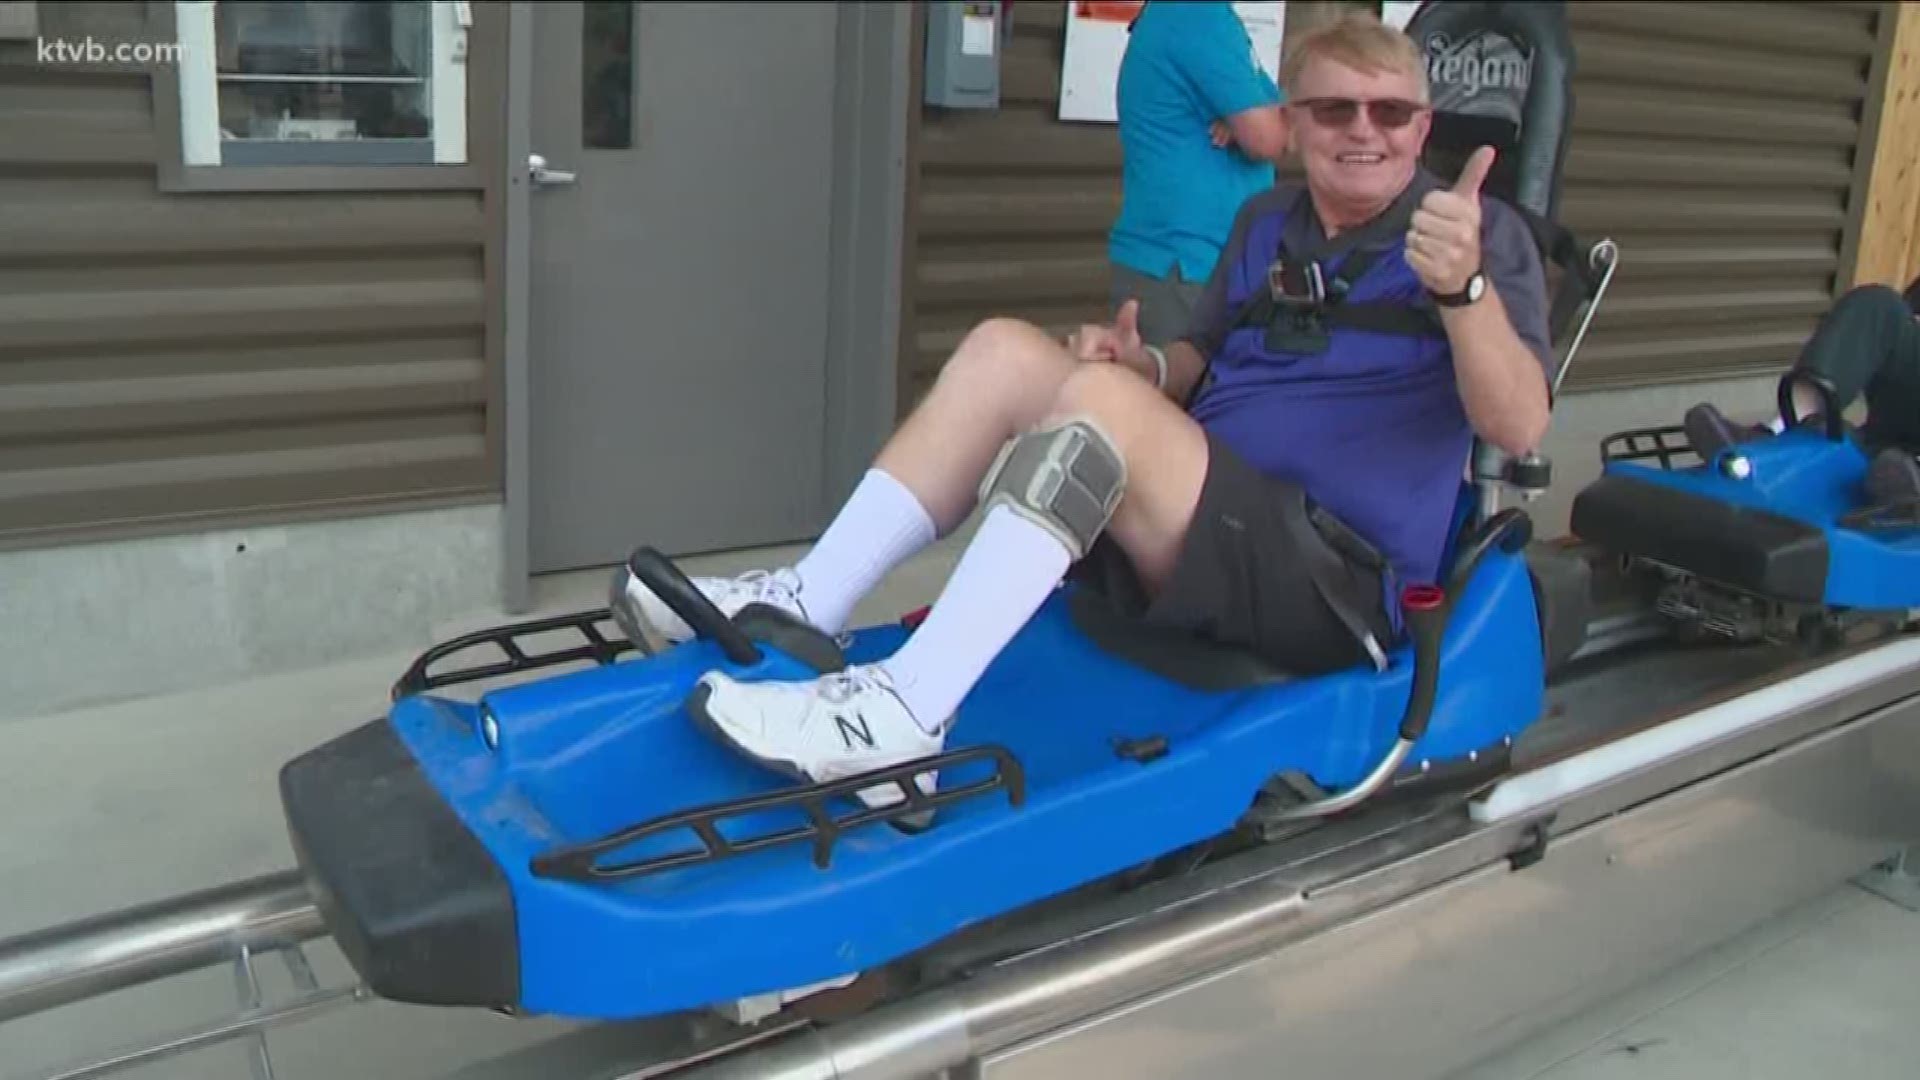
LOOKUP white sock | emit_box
[790,468,937,633]
[878,505,1073,735]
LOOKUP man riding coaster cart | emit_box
[276,6,1620,1023]
[618,12,1564,808]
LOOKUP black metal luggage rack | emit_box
[1600,424,1698,471]
[528,743,1028,883]
[391,607,641,701]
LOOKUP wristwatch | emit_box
[1431,270,1487,308]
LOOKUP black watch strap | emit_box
[1431,270,1486,308]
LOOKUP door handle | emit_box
[528,153,577,187]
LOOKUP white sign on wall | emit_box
[1058,1,1287,124]
[1381,1,1425,31]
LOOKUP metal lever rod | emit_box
[233,945,276,1080]
[1553,238,1620,399]
[25,978,367,1080]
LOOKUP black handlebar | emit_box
[1777,370,1845,442]
[1447,509,1534,597]
[1397,584,1448,741]
[626,547,763,666]
[1396,508,1533,742]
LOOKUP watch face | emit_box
[1435,272,1484,307]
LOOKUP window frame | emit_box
[0,1,38,40]
[153,0,481,192]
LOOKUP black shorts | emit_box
[1070,432,1396,678]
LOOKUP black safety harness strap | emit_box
[1225,184,1449,348]
[1273,487,1392,672]
[1228,246,1447,340]
[1211,184,1443,665]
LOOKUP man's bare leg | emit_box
[873,317,1084,532]
[870,362,1210,733]
[617,317,1081,643]
[688,345,1214,807]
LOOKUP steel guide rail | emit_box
[0,872,325,1025]
[2,616,1915,1080]
[0,873,353,1080]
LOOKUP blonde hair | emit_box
[1279,10,1429,100]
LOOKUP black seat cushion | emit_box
[1569,473,1830,604]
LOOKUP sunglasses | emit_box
[1291,97,1428,130]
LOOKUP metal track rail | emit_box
[0,872,360,1080]
[0,872,321,1025]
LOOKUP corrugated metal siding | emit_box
[0,1,501,550]
[1561,1,1892,388]
[903,1,1897,403]
[904,1,1121,409]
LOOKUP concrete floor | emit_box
[1452,881,1920,1080]
[4,524,1920,1080]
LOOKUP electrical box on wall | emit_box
[0,1,38,40]
[923,1,1002,109]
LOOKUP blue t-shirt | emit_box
[1109,2,1284,284]
[1180,173,1553,601]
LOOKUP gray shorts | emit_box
[1070,431,1394,678]
[1109,262,1204,348]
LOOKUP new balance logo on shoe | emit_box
[835,713,876,751]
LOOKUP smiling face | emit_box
[1287,55,1431,228]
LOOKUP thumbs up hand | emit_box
[1067,298,1143,366]
[1064,298,1165,386]
[1112,297,1144,359]
[1406,145,1495,297]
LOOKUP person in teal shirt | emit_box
[1109,1,1291,347]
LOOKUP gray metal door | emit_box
[527,1,838,573]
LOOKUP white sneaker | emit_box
[688,664,946,810]
[611,565,813,649]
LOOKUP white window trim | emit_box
[174,0,468,168]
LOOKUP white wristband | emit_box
[1143,344,1168,390]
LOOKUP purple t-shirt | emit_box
[1177,171,1553,594]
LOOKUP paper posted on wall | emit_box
[1058,1,1286,124]
[961,10,997,56]
[1380,1,1425,31]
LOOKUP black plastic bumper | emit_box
[279,718,520,1010]
[1570,473,1829,604]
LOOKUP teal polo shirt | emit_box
[1109,2,1284,283]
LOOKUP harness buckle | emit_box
[1266,259,1327,308]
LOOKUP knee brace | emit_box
[977,416,1127,559]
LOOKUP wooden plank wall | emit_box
[1851,0,1920,292]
